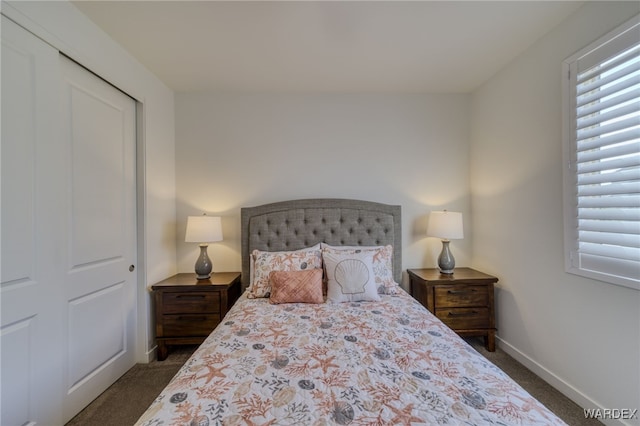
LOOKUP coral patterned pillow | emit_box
[321,244,399,295]
[248,246,322,299]
[269,269,324,304]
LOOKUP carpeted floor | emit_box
[66,339,601,425]
[468,339,601,426]
[65,345,198,426]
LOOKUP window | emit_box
[563,15,640,291]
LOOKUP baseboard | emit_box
[497,336,635,426]
[138,344,157,364]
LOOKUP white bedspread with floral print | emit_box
[136,290,565,426]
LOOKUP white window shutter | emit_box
[564,15,640,290]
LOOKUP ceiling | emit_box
[72,1,584,93]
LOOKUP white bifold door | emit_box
[1,16,138,425]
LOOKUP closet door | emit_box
[59,55,137,421]
[1,17,138,425]
[1,16,65,426]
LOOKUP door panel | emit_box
[1,16,64,426]
[60,55,137,421]
[0,317,35,426]
[1,17,38,296]
[69,83,126,267]
[67,282,126,391]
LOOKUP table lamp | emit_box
[427,210,463,274]
[185,214,223,279]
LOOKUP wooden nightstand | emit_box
[152,272,241,360]
[408,268,498,351]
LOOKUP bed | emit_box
[136,199,565,426]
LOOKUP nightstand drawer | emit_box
[408,268,498,352]
[162,291,220,314]
[434,285,488,308]
[162,313,221,336]
[436,307,490,329]
[152,272,241,360]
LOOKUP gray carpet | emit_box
[468,339,601,426]
[65,345,198,426]
[66,339,601,425]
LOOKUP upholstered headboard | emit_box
[241,199,401,290]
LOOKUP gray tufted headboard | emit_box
[241,199,401,290]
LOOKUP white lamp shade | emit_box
[185,215,223,243]
[427,211,464,240]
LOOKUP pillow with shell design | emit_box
[321,243,399,295]
[323,249,381,303]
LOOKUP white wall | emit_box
[2,0,177,360]
[470,2,640,424]
[175,93,471,286]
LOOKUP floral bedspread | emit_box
[136,290,565,426]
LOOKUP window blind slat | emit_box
[579,242,640,262]
[580,231,640,250]
[578,44,640,83]
[576,115,640,141]
[577,154,640,174]
[577,75,640,108]
[576,49,640,85]
[578,194,640,208]
[577,140,640,163]
[578,167,640,184]
[577,60,640,96]
[578,207,640,221]
[576,101,640,131]
[577,127,640,152]
[578,181,640,197]
[577,87,640,119]
[578,31,640,80]
[579,219,640,234]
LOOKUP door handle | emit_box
[129,265,135,272]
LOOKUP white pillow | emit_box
[323,249,381,303]
[321,243,399,295]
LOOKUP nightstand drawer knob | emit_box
[448,310,478,317]
[176,295,206,300]
[178,315,208,322]
[447,289,475,295]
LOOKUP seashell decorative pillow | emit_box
[248,245,322,299]
[323,249,381,303]
[321,244,399,295]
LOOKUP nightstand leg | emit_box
[485,331,496,352]
[157,342,168,361]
